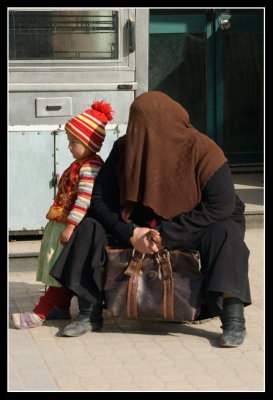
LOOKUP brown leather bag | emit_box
[104,246,203,322]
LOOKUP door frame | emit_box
[149,9,264,165]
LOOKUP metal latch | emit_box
[46,105,62,111]
[117,84,133,90]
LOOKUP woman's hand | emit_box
[129,227,161,254]
[60,223,76,244]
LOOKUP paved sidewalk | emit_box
[8,229,264,392]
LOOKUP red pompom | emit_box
[92,100,114,122]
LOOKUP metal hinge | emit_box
[51,172,59,187]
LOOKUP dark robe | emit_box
[50,141,251,314]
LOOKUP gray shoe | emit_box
[62,314,91,337]
[62,296,103,337]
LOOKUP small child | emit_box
[11,100,114,329]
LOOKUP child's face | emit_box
[66,132,93,160]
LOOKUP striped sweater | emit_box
[46,155,103,226]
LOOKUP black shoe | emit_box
[219,297,246,347]
[219,329,246,347]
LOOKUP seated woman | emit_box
[50,91,251,347]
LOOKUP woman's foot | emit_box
[62,299,103,337]
[219,297,246,347]
[62,314,92,337]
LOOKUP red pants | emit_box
[33,286,74,319]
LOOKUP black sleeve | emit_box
[160,162,237,248]
[89,140,135,245]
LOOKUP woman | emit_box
[51,91,251,347]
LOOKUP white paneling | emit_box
[8,131,54,231]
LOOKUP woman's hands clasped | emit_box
[129,227,162,254]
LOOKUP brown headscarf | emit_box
[118,91,227,221]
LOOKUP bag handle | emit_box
[147,230,174,319]
[124,230,175,320]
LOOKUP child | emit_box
[11,100,114,329]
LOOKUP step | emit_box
[9,240,41,258]
[233,172,264,229]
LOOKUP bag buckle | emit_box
[156,249,170,261]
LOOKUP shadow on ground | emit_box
[9,281,221,347]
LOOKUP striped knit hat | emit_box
[65,100,114,153]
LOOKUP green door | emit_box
[149,9,264,166]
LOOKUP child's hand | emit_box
[60,224,75,244]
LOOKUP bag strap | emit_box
[156,250,174,320]
[124,249,144,318]
[124,247,175,320]
[148,230,174,320]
